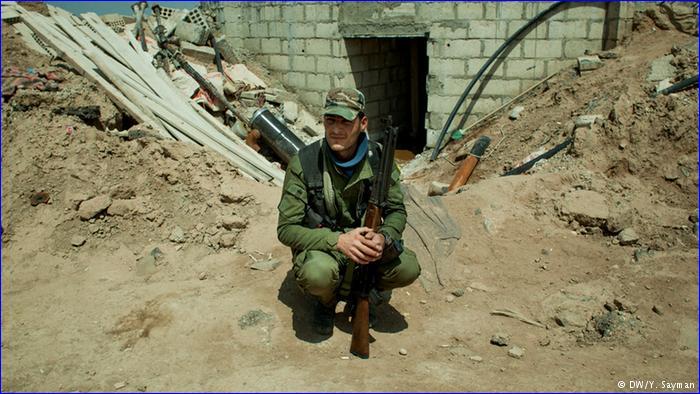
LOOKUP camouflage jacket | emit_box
[276,142,406,256]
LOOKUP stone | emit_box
[225,63,267,88]
[71,235,87,247]
[647,55,677,82]
[560,190,609,228]
[180,41,215,63]
[468,355,483,362]
[490,333,510,347]
[114,381,127,390]
[198,272,208,280]
[508,346,525,359]
[174,20,208,46]
[451,288,465,297]
[399,348,408,356]
[220,215,248,230]
[613,298,638,313]
[652,305,664,315]
[656,78,673,93]
[65,191,93,210]
[618,228,639,246]
[428,181,449,196]
[446,295,456,303]
[219,233,237,248]
[574,114,603,128]
[483,218,495,234]
[554,310,588,328]
[283,101,299,123]
[107,199,146,217]
[577,55,603,71]
[169,226,186,243]
[689,209,698,223]
[238,309,272,329]
[606,209,636,234]
[250,258,282,272]
[509,105,524,120]
[219,182,251,204]
[78,195,112,220]
[136,254,157,276]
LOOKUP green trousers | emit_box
[293,247,421,306]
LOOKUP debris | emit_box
[577,55,603,72]
[654,74,698,96]
[169,226,186,243]
[490,308,546,328]
[652,305,664,315]
[647,55,677,82]
[508,106,525,120]
[617,228,639,246]
[427,181,449,197]
[78,195,112,220]
[655,78,673,93]
[560,190,609,228]
[445,294,456,303]
[113,381,127,390]
[502,138,572,176]
[508,346,525,359]
[490,333,510,347]
[574,114,603,128]
[219,233,237,248]
[250,258,281,272]
[469,355,483,362]
[448,135,491,192]
[29,191,50,206]
[224,63,268,89]
[482,218,495,234]
[71,235,87,247]
[174,20,208,46]
[451,289,465,298]
[399,348,408,356]
[180,41,216,63]
[220,215,248,230]
[198,272,208,280]
[238,309,272,329]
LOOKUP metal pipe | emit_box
[250,108,306,164]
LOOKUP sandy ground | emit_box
[2,6,698,392]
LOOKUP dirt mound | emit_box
[2,6,698,392]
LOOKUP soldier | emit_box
[277,87,420,336]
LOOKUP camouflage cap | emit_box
[323,87,365,121]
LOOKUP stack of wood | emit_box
[10,3,285,186]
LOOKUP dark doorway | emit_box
[344,37,428,153]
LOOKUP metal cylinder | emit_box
[250,108,306,164]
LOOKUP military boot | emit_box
[312,300,335,335]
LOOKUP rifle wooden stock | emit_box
[448,135,491,192]
[349,295,371,358]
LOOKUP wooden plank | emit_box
[12,22,53,56]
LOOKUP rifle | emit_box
[350,118,399,359]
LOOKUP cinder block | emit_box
[497,2,524,19]
[262,6,280,21]
[507,19,548,37]
[368,85,386,100]
[308,74,331,91]
[306,39,332,56]
[563,40,601,58]
[261,38,281,53]
[243,38,261,51]
[369,53,386,68]
[466,58,505,77]
[565,5,605,20]
[379,100,392,116]
[441,77,471,96]
[283,5,305,22]
[345,40,364,56]
[316,23,338,38]
[317,56,350,73]
[385,52,401,67]
[332,73,359,89]
[331,40,348,57]
[545,59,575,74]
[269,55,290,71]
[364,101,380,118]
[548,20,588,39]
[306,4,331,21]
[290,23,315,38]
[362,40,380,54]
[291,56,316,72]
[430,58,467,77]
[283,40,305,55]
[416,2,455,21]
[480,79,521,96]
[286,72,306,87]
[523,39,563,58]
[457,2,483,19]
[431,25,468,39]
[465,96,501,114]
[468,20,507,39]
[426,111,445,133]
[427,95,461,113]
[268,22,286,38]
[174,21,208,46]
[506,59,546,78]
[298,89,324,107]
[250,23,269,37]
[588,22,605,39]
[363,70,380,86]
[442,39,481,59]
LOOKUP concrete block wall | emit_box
[220,2,634,146]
